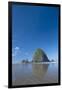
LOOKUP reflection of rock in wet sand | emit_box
[32,64,49,79]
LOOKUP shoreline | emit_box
[12,61,57,65]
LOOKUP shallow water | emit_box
[12,63,58,86]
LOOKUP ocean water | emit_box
[12,63,58,86]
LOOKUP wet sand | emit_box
[12,63,58,86]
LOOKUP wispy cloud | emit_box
[12,47,29,62]
[25,52,29,56]
[12,46,20,57]
[15,47,20,50]
[12,53,15,57]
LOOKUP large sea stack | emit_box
[33,48,49,62]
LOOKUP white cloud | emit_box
[15,47,20,50]
[12,46,20,57]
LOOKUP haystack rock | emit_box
[33,48,49,62]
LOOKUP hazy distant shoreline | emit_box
[12,61,57,65]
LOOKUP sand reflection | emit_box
[32,64,49,79]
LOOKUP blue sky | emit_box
[12,5,59,63]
